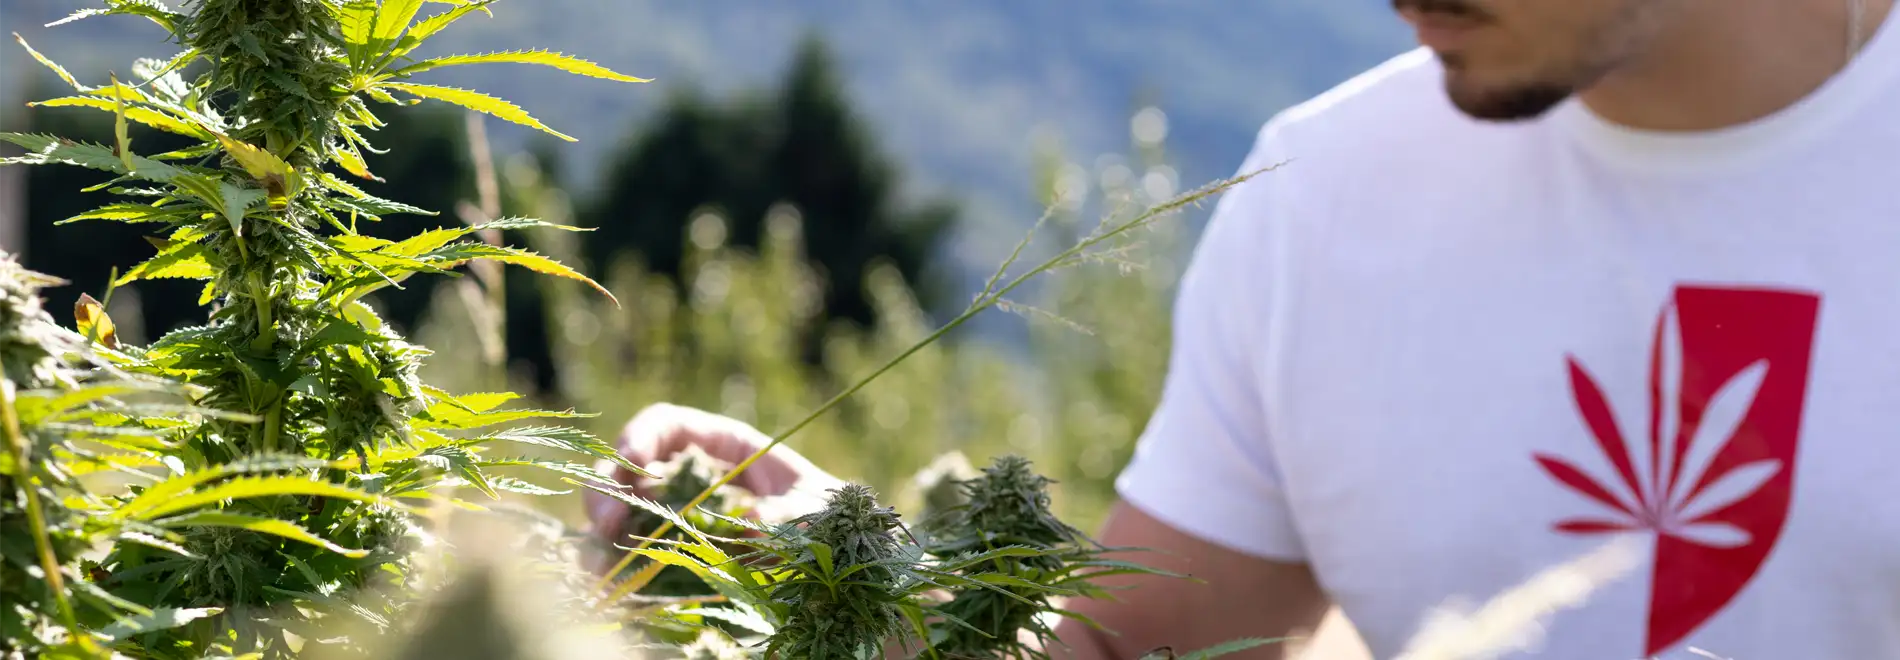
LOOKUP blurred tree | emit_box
[579,34,957,366]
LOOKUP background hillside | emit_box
[2,0,1414,267]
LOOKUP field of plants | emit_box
[2,2,1642,659]
[0,1,1291,658]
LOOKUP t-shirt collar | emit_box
[1548,7,1900,176]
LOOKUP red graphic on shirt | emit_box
[1533,285,1820,656]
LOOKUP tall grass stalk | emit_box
[594,162,1281,605]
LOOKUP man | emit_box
[589,0,1900,656]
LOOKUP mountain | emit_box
[1,0,1415,275]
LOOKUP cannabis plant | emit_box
[4,0,645,656]
[7,1,1306,657]
[0,255,301,658]
[591,454,1278,659]
[595,479,1043,659]
[0,257,148,659]
[919,455,1101,659]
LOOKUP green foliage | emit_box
[413,98,1282,655]
[6,1,1293,658]
[602,456,1254,660]
[484,106,1209,532]
[2,0,645,656]
[0,255,266,658]
[919,456,1102,659]
[754,484,916,659]
[614,445,756,600]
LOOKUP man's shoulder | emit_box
[1256,47,1474,165]
[1203,48,1534,276]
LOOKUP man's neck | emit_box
[1578,0,1895,132]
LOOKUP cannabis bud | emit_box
[763,484,911,660]
[0,258,80,390]
[926,455,1094,658]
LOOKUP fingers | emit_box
[584,405,766,526]
[583,402,844,548]
[627,403,805,497]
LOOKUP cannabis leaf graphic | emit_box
[1534,304,1778,549]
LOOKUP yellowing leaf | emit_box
[116,455,342,520]
[330,136,380,181]
[111,74,134,172]
[130,475,399,521]
[339,0,377,44]
[59,202,172,225]
[425,391,520,415]
[168,173,224,209]
[380,82,574,141]
[404,0,500,47]
[14,34,84,91]
[419,407,591,431]
[393,49,649,82]
[389,218,582,257]
[215,133,293,185]
[156,511,369,558]
[64,452,162,477]
[427,243,617,306]
[118,243,213,286]
[318,171,369,199]
[28,96,207,139]
[75,293,119,348]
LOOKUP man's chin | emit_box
[1443,74,1575,122]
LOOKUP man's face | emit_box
[1394,0,1677,121]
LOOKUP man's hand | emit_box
[1046,500,1333,659]
[583,403,844,555]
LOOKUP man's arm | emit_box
[1045,500,1332,660]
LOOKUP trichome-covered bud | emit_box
[182,0,350,168]
[930,454,1087,565]
[0,257,81,390]
[925,455,1092,658]
[764,484,910,660]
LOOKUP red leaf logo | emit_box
[1534,285,1820,656]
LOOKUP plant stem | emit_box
[593,168,1267,602]
[248,271,274,352]
[0,352,86,647]
[261,397,285,454]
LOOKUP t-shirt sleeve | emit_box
[1113,119,1305,562]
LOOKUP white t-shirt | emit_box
[1115,12,1900,660]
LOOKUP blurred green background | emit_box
[0,3,1411,533]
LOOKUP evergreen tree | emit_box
[580,34,957,361]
